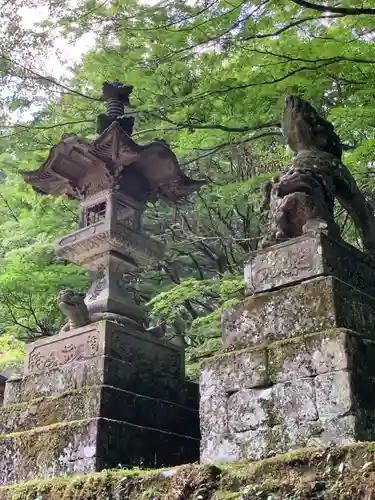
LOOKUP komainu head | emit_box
[282,95,342,160]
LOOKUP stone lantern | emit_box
[23,80,203,330]
[0,82,202,485]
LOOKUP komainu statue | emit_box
[57,289,166,338]
[261,96,375,251]
[57,290,92,332]
[57,289,140,332]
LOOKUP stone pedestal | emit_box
[56,214,165,324]
[200,233,375,463]
[0,321,199,485]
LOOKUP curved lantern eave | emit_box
[22,121,205,203]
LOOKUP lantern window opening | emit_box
[85,201,107,227]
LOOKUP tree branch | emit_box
[0,193,19,222]
[289,0,375,15]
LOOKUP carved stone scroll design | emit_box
[87,264,107,302]
[27,330,101,374]
[56,222,164,270]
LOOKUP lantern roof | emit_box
[22,81,204,203]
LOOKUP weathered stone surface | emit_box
[201,416,359,464]
[200,348,267,393]
[268,329,353,383]
[0,419,98,485]
[3,443,375,500]
[0,387,100,434]
[274,378,318,423]
[223,276,375,348]
[25,324,103,375]
[226,379,318,437]
[0,385,199,437]
[306,416,357,448]
[245,232,375,296]
[7,321,197,408]
[25,320,182,379]
[315,371,352,419]
[200,348,267,438]
[5,356,198,409]
[200,329,375,463]
[0,417,199,485]
[203,329,375,387]
[5,356,102,405]
[227,387,272,433]
[200,433,242,464]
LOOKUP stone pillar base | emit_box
[200,233,375,463]
[200,328,375,463]
[0,321,199,485]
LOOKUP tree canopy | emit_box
[1,0,375,377]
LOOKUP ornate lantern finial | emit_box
[96,80,135,136]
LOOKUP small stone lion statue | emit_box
[57,289,91,332]
[57,289,172,342]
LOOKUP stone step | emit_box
[0,385,200,438]
[5,355,198,408]
[0,418,200,485]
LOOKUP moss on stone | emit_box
[205,328,354,365]
[0,418,98,485]
[0,386,103,434]
[0,468,168,500]
[2,443,375,499]
[203,328,356,388]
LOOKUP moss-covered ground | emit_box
[2,442,375,499]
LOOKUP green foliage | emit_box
[0,334,25,374]
[0,165,89,339]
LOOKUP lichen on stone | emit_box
[1,443,375,499]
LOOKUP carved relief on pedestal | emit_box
[26,328,102,374]
[56,221,164,270]
[86,263,107,303]
[109,329,182,379]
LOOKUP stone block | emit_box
[199,348,267,438]
[200,433,241,464]
[200,329,375,463]
[0,386,100,435]
[5,356,198,408]
[273,378,318,423]
[225,379,318,435]
[6,320,197,408]
[315,371,352,419]
[245,232,375,296]
[201,416,361,464]
[0,418,199,485]
[268,329,353,383]
[200,348,267,393]
[25,320,182,379]
[223,276,375,348]
[227,387,272,432]
[201,421,324,464]
[0,385,199,437]
[306,416,357,448]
